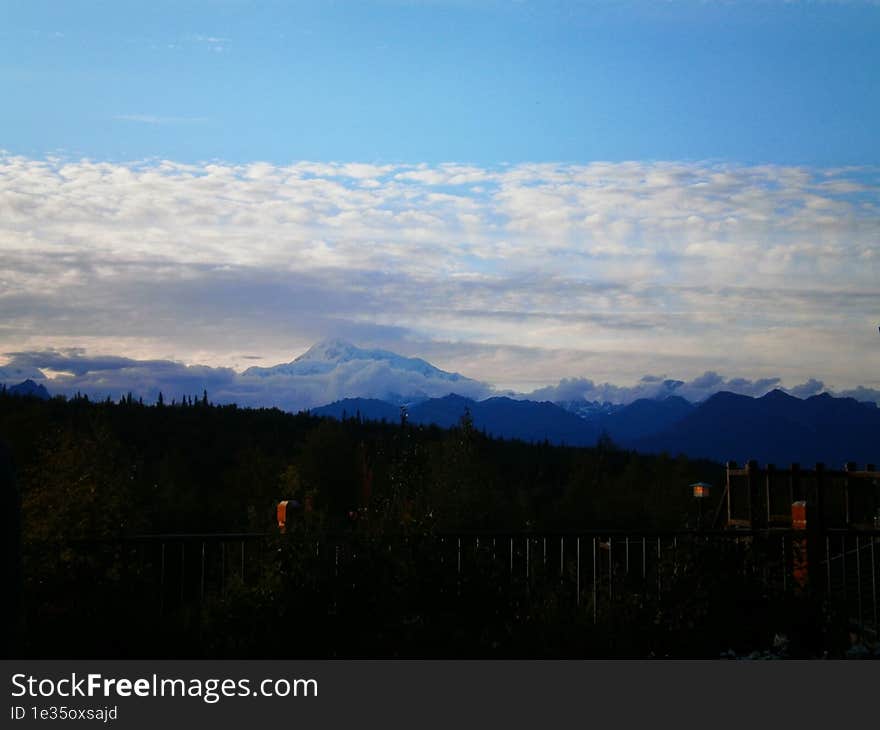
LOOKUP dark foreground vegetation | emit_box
[1,391,870,658]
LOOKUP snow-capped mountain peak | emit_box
[297,338,450,372]
[241,339,490,405]
[294,338,368,364]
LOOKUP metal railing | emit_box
[68,527,879,638]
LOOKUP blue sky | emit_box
[1,1,879,405]
[3,0,878,165]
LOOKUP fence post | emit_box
[726,461,736,527]
[856,536,863,628]
[657,537,662,597]
[844,462,856,527]
[200,541,206,603]
[526,538,530,581]
[747,460,760,527]
[159,542,165,617]
[608,538,613,604]
[559,537,564,579]
[871,537,877,630]
[592,537,597,624]
[826,536,832,595]
[814,463,826,533]
[868,464,878,530]
[765,464,776,525]
[642,537,646,580]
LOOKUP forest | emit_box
[1,391,854,658]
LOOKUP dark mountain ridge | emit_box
[313,388,880,465]
[5,379,50,400]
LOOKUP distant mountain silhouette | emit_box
[593,396,695,443]
[634,389,880,466]
[313,388,880,464]
[410,395,601,446]
[311,397,401,423]
[314,393,600,445]
[6,379,50,400]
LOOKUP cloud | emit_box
[785,378,826,399]
[0,154,878,395]
[0,363,45,383]
[0,347,493,411]
[835,385,880,404]
[523,371,789,404]
[4,347,877,410]
[518,370,880,405]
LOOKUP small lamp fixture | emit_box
[690,481,712,530]
[691,482,711,499]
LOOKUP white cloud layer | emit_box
[4,347,878,411]
[1,154,878,396]
[0,346,493,410]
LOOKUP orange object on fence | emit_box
[792,501,807,530]
[791,500,809,590]
[277,500,288,533]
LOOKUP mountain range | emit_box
[3,338,878,466]
[313,389,880,467]
[3,379,50,400]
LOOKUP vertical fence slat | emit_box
[592,537,597,624]
[871,537,877,631]
[856,536,862,628]
[200,541,205,603]
[559,537,564,579]
[221,541,226,598]
[526,538,530,581]
[826,537,832,595]
[782,535,786,593]
[159,541,165,617]
[657,537,662,598]
[608,537,613,604]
